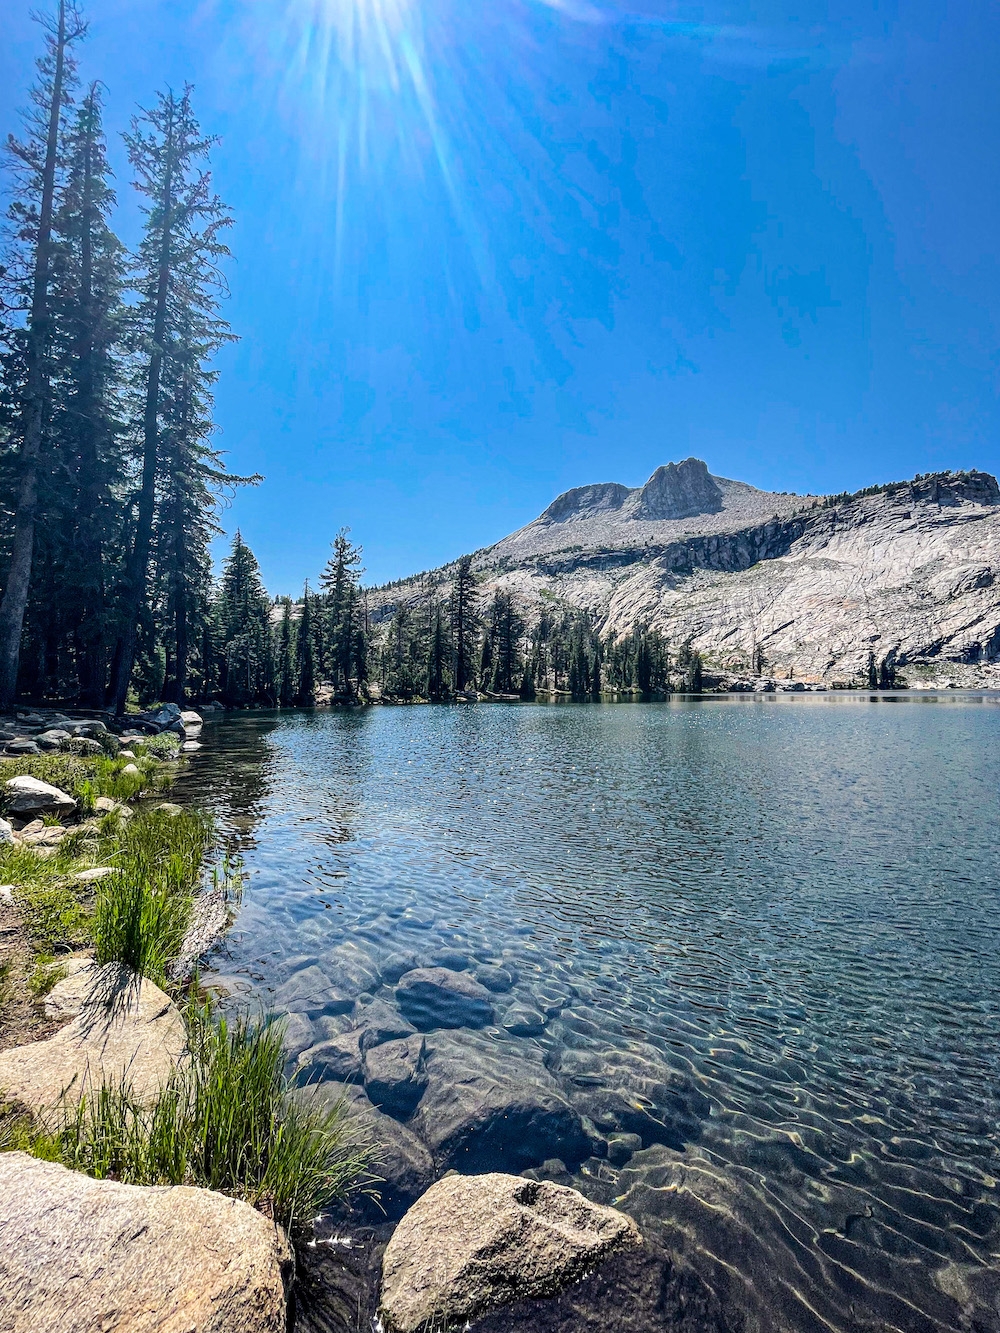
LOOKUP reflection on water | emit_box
[176,697,1000,1332]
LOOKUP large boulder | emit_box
[395,967,494,1030]
[3,776,76,819]
[379,1172,641,1333]
[413,1030,590,1174]
[0,1152,290,1333]
[0,963,185,1122]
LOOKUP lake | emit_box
[176,696,1000,1333]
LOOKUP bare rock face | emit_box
[631,458,724,521]
[3,776,77,819]
[0,1152,290,1333]
[0,964,185,1122]
[378,1172,641,1333]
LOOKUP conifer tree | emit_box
[294,584,315,704]
[276,599,295,706]
[214,531,273,706]
[449,554,478,691]
[319,527,363,697]
[109,85,234,712]
[47,82,126,704]
[0,0,87,707]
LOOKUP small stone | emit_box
[0,886,15,906]
[154,802,183,816]
[119,749,137,759]
[72,867,117,883]
[0,819,14,845]
[475,964,516,993]
[121,762,140,775]
[181,740,202,752]
[502,1003,546,1038]
[606,1132,643,1167]
[93,797,133,819]
[294,1033,363,1085]
[354,997,416,1051]
[36,729,70,749]
[3,740,40,756]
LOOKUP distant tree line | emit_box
[209,534,707,709]
[0,1,256,711]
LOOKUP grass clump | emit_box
[91,808,210,986]
[26,1005,374,1234]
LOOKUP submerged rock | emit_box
[395,967,494,1030]
[378,1172,641,1333]
[3,775,76,819]
[548,1043,710,1150]
[414,1029,590,1174]
[353,996,416,1050]
[363,1034,427,1118]
[294,1033,364,1085]
[475,963,517,993]
[0,1152,290,1333]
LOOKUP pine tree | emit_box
[109,86,234,712]
[48,83,126,704]
[276,599,295,706]
[449,554,478,692]
[0,0,87,707]
[426,599,449,701]
[214,532,273,706]
[294,584,315,705]
[319,527,363,698]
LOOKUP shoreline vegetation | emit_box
[0,705,375,1263]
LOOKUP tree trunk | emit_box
[0,0,71,709]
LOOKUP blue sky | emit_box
[2,1,999,590]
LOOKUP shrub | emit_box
[28,1006,375,1234]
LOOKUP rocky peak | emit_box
[631,458,724,521]
[540,482,631,525]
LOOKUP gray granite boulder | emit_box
[295,1081,434,1220]
[3,776,76,818]
[395,967,494,1030]
[0,1152,290,1333]
[353,996,416,1050]
[379,1172,641,1333]
[294,1033,364,1085]
[547,1043,710,1150]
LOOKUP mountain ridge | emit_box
[368,462,1000,687]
